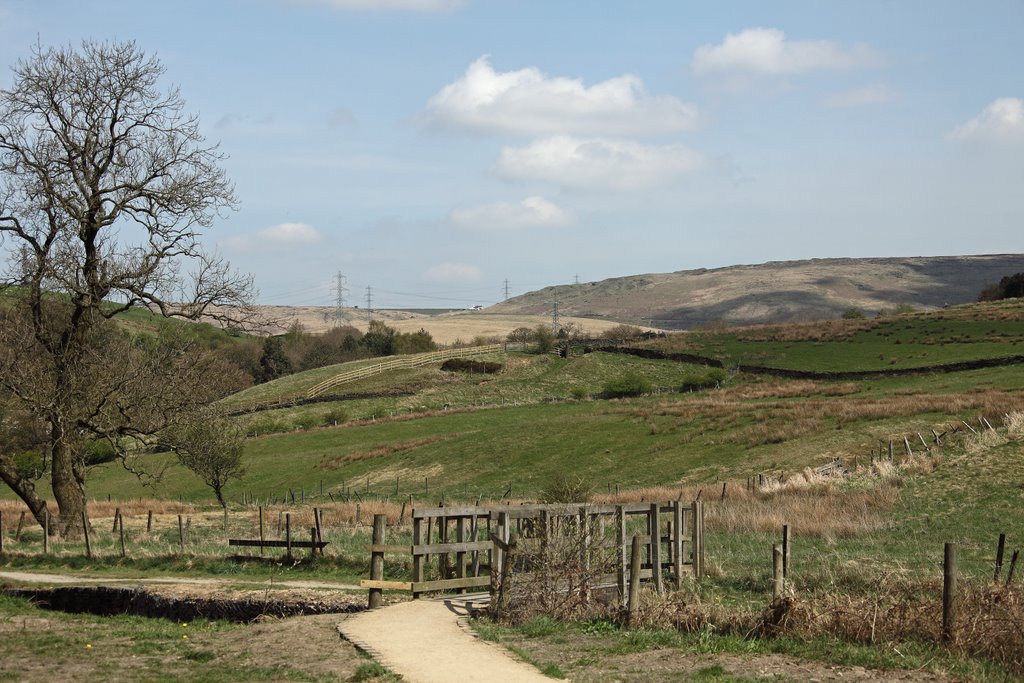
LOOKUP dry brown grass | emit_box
[733,319,881,343]
[617,389,1024,447]
[1004,410,1024,437]
[317,434,458,469]
[0,498,196,518]
[721,380,860,400]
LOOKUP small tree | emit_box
[164,414,245,509]
[534,324,556,353]
[841,307,866,320]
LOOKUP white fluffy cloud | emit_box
[421,56,698,136]
[424,262,483,283]
[292,0,463,11]
[450,196,574,230]
[496,136,703,191]
[693,28,881,75]
[947,98,1024,143]
[823,84,892,108]
[223,222,324,250]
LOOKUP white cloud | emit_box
[693,28,881,76]
[947,98,1024,143]
[496,136,703,191]
[823,84,892,108]
[421,56,698,136]
[223,222,324,250]
[424,262,483,283]
[450,196,574,230]
[292,0,463,11]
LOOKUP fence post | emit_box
[782,524,791,578]
[456,516,467,594]
[285,513,292,559]
[112,508,121,534]
[671,501,683,588]
[79,509,90,559]
[412,515,424,599]
[369,514,386,608]
[943,542,957,644]
[691,501,703,578]
[178,514,184,554]
[627,534,642,626]
[118,511,126,557]
[994,533,1006,581]
[649,503,662,593]
[1007,550,1019,586]
[147,510,153,533]
[16,511,25,541]
[616,505,627,607]
[772,544,784,599]
[259,506,265,556]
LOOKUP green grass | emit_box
[646,302,1024,372]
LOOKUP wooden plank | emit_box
[412,505,490,519]
[229,539,327,548]
[412,576,491,592]
[413,540,492,555]
[360,579,413,590]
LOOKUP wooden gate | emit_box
[362,500,705,606]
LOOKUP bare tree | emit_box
[0,41,253,536]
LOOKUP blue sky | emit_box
[1,0,1022,308]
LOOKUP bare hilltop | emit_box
[487,254,1024,329]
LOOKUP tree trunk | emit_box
[0,455,52,532]
[50,440,86,539]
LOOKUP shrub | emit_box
[841,307,866,319]
[603,371,652,398]
[440,358,502,374]
[680,368,726,392]
[570,386,588,400]
[540,473,594,503]
[979,272,1024,301]
[322,407,348,426]
[293,413,322,431]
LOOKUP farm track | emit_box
[339,595,556,682]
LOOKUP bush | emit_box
[602,371,652,398]
[841,307,866,320]
[293,413,322,431]
[570,386,588,400]
[440,358,502,374]
[979,272,1024,301]
[540,472,594,503]
[322,407,348,426]
[680,368,726,392]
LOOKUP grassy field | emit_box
[4,300,1024,680]
[643,299,1024,371]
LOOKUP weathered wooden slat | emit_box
[412,540,493,555]
[229,539,327,549]
[360,579,413,590]
[412,506,490,519]
[412,576,491,592]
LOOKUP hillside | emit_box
[487,254,1024,329]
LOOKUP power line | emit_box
[503,279,510,300]
[365,285,372,322]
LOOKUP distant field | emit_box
[644,299,1024,371]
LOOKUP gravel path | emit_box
[339,596,556,683]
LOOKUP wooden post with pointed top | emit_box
[943,542,956,644]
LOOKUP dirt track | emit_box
[339,596,555,682]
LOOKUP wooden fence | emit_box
[361,500,705,607]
